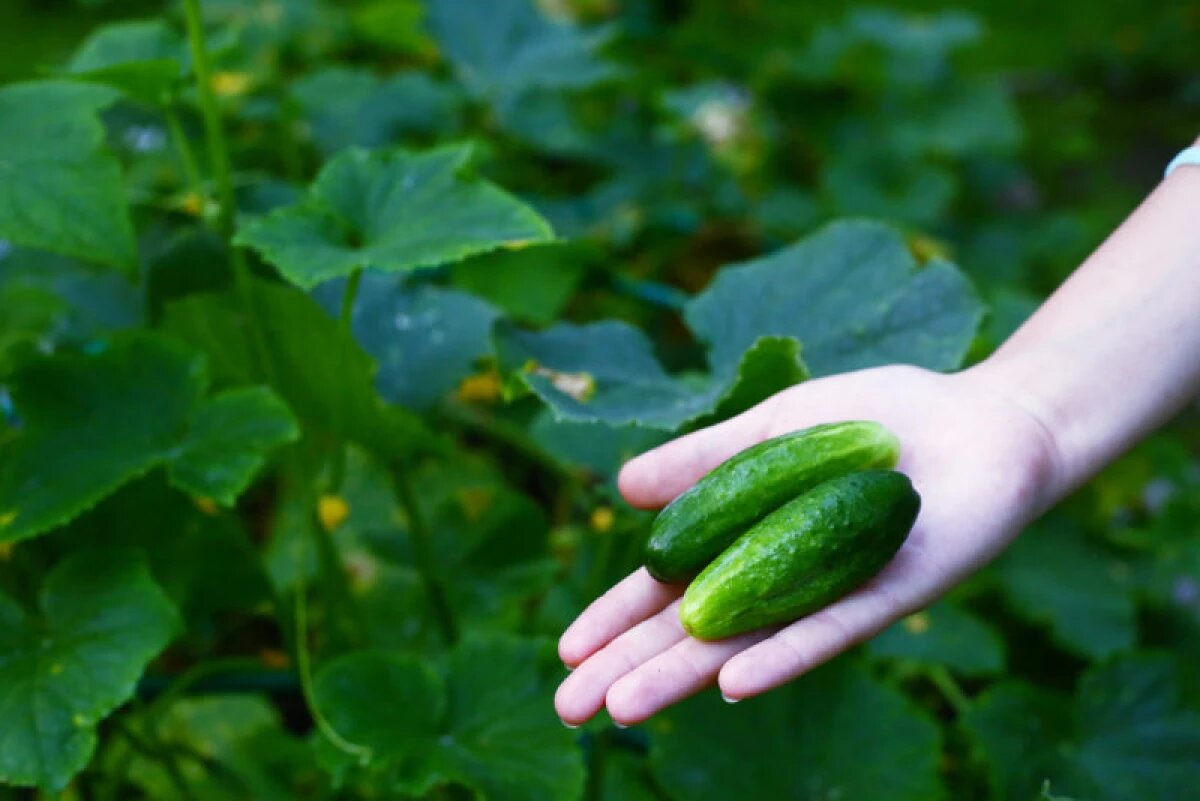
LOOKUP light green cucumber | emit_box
[643,421,900,583]
[679,469,920,640]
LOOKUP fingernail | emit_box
[722,693,740,704]
[563,721,580,729]
[612,721,628,729]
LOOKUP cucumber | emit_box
[678,470,919,640]
[643,421,900,583]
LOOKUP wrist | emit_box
[960,355,1074,512]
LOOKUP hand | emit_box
[554,364,1064,726]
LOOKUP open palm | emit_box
[555,364,1063,726]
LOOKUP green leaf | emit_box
[495,318,806,430]
[600,751,661,801]
[649,659,943,801]
[167,387,299,506]
[235,145,553,289]
[351,0,429,53]
[291,67,463,155]
[496,219,980,430]
[313,636,584,801]
[117,696,315,801]
[528,411,667,478]
[427,0,618,103]
[0,81,136,271]
[868,600,1006,677]
[964,655,1200,801]
[450,243,587,325]
[0,548,180,791]
[0,248,140,357]
[61,476,272,626]
[996,522,1135,660]
[314,274,499,411]
[685,219,983,376]
[66,19,184,105]
[0,335,204,543]
[0,334,297,543]
[162,280,437,459]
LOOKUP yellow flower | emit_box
[194,497,219,516]
[211,71,253,98]
[590,506,615,533]
[458,371,502,404]
[902,611,931,635]
[318,495,350,532]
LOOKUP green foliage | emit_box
[965,655,1200,801]
[0,0,1195,797]
[235,145,554,289]
[869,600,1007,677]
[0,334,295,542]
[650,659,943,801]
[0,81,135,271]
[0,549,180,791]
[313,636,584,800]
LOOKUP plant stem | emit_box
[390,459,459,645]
[294,581,373,765]
[181,0,235,241]
[927,665,970,716]
[328,269,364,492]
[180,0,273,383]
[164,105,205,206]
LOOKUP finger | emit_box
[605,629,769,726]
[717,540,942,700]
[558,568,681,668]
[617,402,774,509]
[556,601,688,726]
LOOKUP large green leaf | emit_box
[235,145,553,289]
[0,248,140,360]
[868,600,1006,677]
[313,636,584,801]
[450,243,587,324]
[996,523,1135,660]
[0,336,202,543]
[496,219,979,429]
[291,67,463,155]
[495,319,806,430]
[61,476,272,626]
[685,219,984,376]
[66,19,184,105]
[649,659,943,801]
[0,334,297,543]
[162,280,437,459]
[168,387,300,506]
[314,274,499,411]
[427,0,618,103]
[0,81,136,271]
[0,548,180,791]
[964,655,1200,801]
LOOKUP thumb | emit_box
[617,404,775,509]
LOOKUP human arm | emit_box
[553,156,1200,727]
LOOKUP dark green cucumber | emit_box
[678,470,920,640]
[643,421,900,583]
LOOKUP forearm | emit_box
[971,160,1200,503]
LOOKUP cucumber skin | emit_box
[643,421,900,583]
[678,470,920,641]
